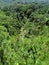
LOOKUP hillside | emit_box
[0,2,49,65]
[0,0,49,6]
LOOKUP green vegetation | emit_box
[0,3,49,65]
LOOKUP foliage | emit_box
[0,2,49,65]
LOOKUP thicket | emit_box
[0,3,49,65]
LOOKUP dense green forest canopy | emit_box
[0,2,49,65]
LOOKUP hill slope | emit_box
[0,2,49,65]
[0,0,49,6]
